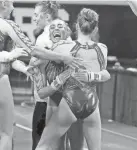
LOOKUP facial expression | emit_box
[33,6,49,29]
[3,1,14,19]
[49,19,68,43]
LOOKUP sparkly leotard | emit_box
[45,54,65,105]
[45,41,105,119]
[63,41,105,119]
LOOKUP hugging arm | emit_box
[73,43,110,83]
[38,69,71,99]
[2,19,74,63]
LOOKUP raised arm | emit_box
[127,0,137,16]
[1,19,76,64]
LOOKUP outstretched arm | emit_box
[0,48,27,62]
[1,19,75,63]
[0,51,11,62]
[127,0,137,16]
[11,60,28,74]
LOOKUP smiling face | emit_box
[49,19,69,43]
[33,5,50,29]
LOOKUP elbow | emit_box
[101,70,111,82]
[38,91,47,99]
[104,71,111,82]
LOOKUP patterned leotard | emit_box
[62,41,105,119]
[45,41,105,119]
[45,55,65,105]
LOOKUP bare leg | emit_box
[46,99,58,124]
[46,99,66,150]
[83,105,101,150]
[68,121,84,150]
[46,100,84,150]
[36,98,77,150]
[0,75,14,150]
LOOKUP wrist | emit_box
[8,52,16,62]
[88,71,101,82]
[50,76,63,90]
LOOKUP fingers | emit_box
[15,48,29,56]
[27,66,35,75]
[72,72,87,82]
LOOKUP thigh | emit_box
[0,75,14,136]
[36,98,77,149]
[83,105,101,150]
[46,99,58,124]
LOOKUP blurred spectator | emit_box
[112,62,124,70]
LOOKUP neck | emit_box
[77,33,93,45]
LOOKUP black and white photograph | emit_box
[0,0,137,150]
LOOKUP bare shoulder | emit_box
[0,18,10,34]
[97,42,108,58]
[53,40,76,54]
[0,18,19,35]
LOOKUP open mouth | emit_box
[53,32,61,38]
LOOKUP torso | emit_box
[61,41,105,119]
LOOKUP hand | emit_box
[72,70,89,82]
[31,46,44,57]
[25,65,35,81]
[51,69,72,90]
[9,48,28,61]
[62,54,84,69]
[26,65,35,75]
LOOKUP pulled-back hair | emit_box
[77,8,99,35]
[0,0,11,8]
[35,1,60,20]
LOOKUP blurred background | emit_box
[11,0,137,127]
[10,1,137,150]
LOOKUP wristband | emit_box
[50,76,63,90]
[88,71,101,82]
[56,76,63,85]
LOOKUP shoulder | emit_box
[3,19,20,29]
[0,19,13,34]
[52,40,76,54]
[97,42,107,50]
[0,18,22,35]
[97,42,108,58]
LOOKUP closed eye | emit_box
[57,24,63,28]
[50,24,56,30]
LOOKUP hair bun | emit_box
[48,1,60,10]
[77,8,99,35]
